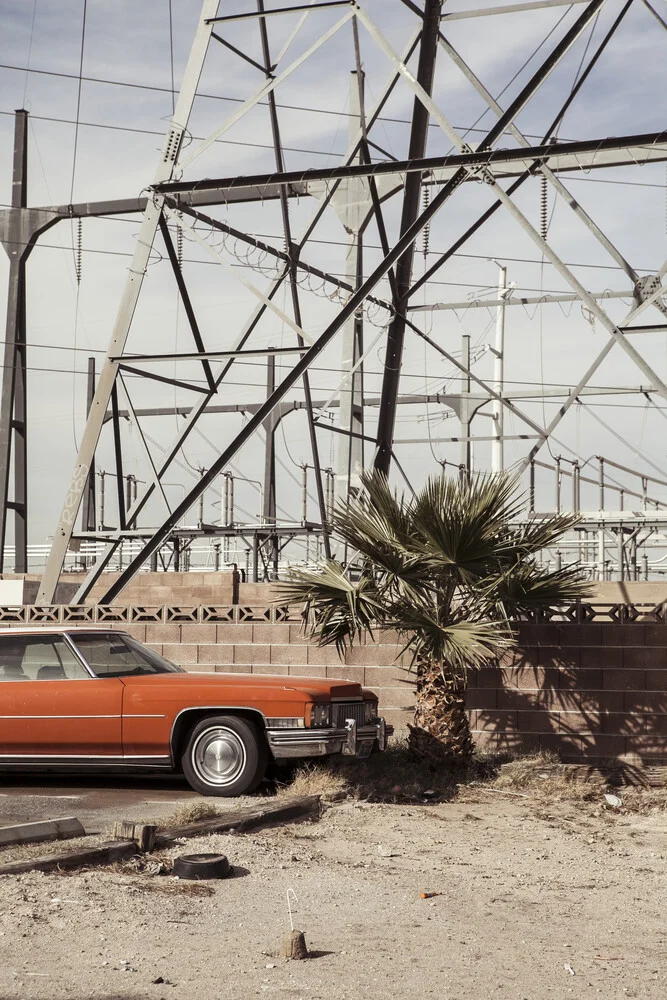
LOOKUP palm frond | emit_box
[277,561,383,657]
[488,559,592,618]
[409,471,524,583]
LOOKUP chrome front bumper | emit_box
[267,718,388,759]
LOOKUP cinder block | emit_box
[476,667,500,688]
[288,663,327,678]
[327,665,365,684]
[144,643,163,656]
[270,644,308,665]
[645,669,667,692]
[464,688,497,711]
[476,710,518,732]
[162,643,198,665]
[581,734,627,758]
[537,646,580,670]
[198,644,234,665]
[380,708,411,732]
[252,623,291,644]
[498,732,540,754]
[627,734,667,757]
[306,646,344,666]
[375,686,415,710]
[643,624,667,646]
[600,712,644,736]
[234,644,271,665]
[184,663,215,673]
[471,730,499,750]
[364,665,413,687]
[558,668,602,690]
[497,688,535,710]
[643,713,667,736]
[122,624,147,642]
[623,692,664,713]
[623,647,667,670]
[288,625,309,644]
[540,732,584,755]
[559,625,602,646]
[345,645,401,667]
[603,669,646,691]
[250,664,289,676]
[145,624,181,643]
[581,647,622,670]
[215,663,253,674]
[181,623,216,643]
[599,624,646,647]
[559,711,601,734]
[503,666,558,690]
[216,624,253,643]
[517,710,551,733]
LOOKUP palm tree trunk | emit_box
[408,660,475,764]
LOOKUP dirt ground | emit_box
[0,774,665,1000]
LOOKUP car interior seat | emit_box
[0,662,28,679]
[36,664,67,680]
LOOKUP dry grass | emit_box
[154,801,221,830]
[278,740,667,813]
[279,765,348,799]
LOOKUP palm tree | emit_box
[279,470,588,764]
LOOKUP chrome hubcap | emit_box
[192,727,246,786]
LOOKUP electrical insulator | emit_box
[422,185,431,260]
[177,221,184,270]
[540,174,548,241]
[75,218,83,285]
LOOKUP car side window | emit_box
[0,636,89,681]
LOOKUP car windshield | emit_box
[70,632,184,678]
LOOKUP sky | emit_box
[1,0,667,573]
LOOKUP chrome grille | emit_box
[332,702,366,727]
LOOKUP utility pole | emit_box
[491,263,507,474]
[81,357,96,536]
[460,334,472,476]
[0,110,29,573]
[374,0,442,477]
[262,353,278,577]
[336,70,365,501]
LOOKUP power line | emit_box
[0,61,581,140]
[0,109,350,160]
[1,107,664,190]
[8,231,654,281]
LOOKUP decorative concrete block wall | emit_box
[1,601,665,765]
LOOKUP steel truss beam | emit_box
[30,0,667,602]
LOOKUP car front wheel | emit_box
[181,715,267,797]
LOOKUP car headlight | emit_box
[364,700,378,723]
[309,703,332,728]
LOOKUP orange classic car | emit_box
[0,628,388,796]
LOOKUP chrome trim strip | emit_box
[0,714,166,720]
[0,753,171,761]
[0,714,122,720]
[62,632,98,679]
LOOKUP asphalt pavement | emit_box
[0,772,204,832]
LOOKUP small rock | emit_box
[604,793,622,809]
[265,963,276,969]
[377,845,397,858]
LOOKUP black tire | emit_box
[173,853,231,880]
[181,714,267,797]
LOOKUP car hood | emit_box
[120,670,364,701]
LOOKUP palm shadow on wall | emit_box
[468,627,667,778]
